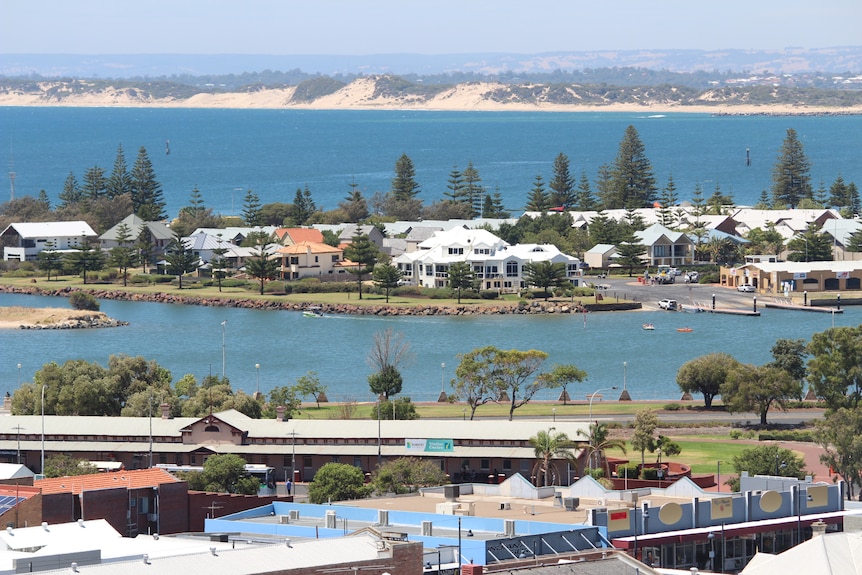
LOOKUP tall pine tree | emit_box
[548,153,575,208]
[609,125,656,209]
[771,128,811,209]
[391,153,420,201]
[106,144,132,199]
[525,174,549,212]
[130,146,166,221]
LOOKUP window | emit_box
[289,256,299,265]
[503,459,512,471]
[505,260,518,277]
[448,247,464,255]
[331,255,338,262]
[314,256,319,263]
[485,265,498,276]
[480,459,490,471]
[303,455,313,468]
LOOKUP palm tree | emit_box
[578,422,627,478]
[528,428,577,487]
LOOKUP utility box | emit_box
[563,497,579,511]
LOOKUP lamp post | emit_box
[40,383,45,475]
[13,425,23,465]
[552,407,556,422]
[462,408,466,421]
[377,398,382,466]
[588,386,618,422]
[17,363,21,387]
[288,429,298,485]
[440,363,445,393]
[255,363,260,395]
[221,320,227,379]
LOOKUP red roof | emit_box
[36,468,181,495]
[275,228,324,244]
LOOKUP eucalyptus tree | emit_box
[807,325,862,410]
[676,352,740,408]
[721,363,801,426]
[536,364,586,406]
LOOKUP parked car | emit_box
[659,299,678,310]
[685,271,699,283]
[737,284,755,292]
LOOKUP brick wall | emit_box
[156,481,189,534]
[80,487,128,535]
[0,489,42,528]
[41,492,77,524]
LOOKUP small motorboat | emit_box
[642,323,655,331]
[676,327,693,333]
[303,307,324,318]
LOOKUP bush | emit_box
[479,290,499,300]
[617,464,640,479]
[393,285,422,297]
[69,291,99,311]
[663,403,683,411]
[426,288,455,299]
[729,429,743,440]
[641,467,660,480]
[584,468,605,479]
[759,430,815,442]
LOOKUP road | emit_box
[592,275,761,312]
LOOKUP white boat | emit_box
[642,323,655,331]
[303,307,324,318]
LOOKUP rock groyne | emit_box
[0,285,641,316]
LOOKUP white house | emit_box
[394,227,581,292]
[1,221,97,261]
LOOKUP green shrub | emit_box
[585,468,605,479]
[393,285,422,296]
[729,429,743,440]
[521,291,534,299]
[641,467,660,480]
[663,403,683,411]
[759,430,815,442]
[69,291,99,311]
[426,288,455,299]
[479,290,499,300]
[617,464,640,479]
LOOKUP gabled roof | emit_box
[274,227,324,244]
[740,531,862,575]
[2,221,97,238]
[0,463,34,480]
[100,214,172,241]
[586,244,617,255]
[636,223,694,246]
[35,468,181,495]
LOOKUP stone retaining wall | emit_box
[0,285,641,316]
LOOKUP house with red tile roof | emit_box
[273,227,325,246]
[274,241,349,280]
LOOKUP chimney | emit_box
[160,403,171,419]
[276,406,285,422]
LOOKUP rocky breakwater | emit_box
[0,285,640,316]
[18,314,128,330]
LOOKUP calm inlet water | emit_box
[2,108,861,217]
[0,292,854,402]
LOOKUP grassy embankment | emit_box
[0,271,624,309]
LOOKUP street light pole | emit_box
[221,321,227,379]
[255,363,260,395]
[588,386,618,422]
[17,363,21,387]
[40,384,45,475]
[440,363,445,393]
[623,361,627,391]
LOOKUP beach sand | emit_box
[0,306,113,329]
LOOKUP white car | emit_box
[658,299,678,310]
[737,284,755,292]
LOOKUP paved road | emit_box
[593,275,761,311]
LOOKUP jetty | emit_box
[681,304,760,317]
[764,300,843,314]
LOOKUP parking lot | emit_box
[589,275,761,311]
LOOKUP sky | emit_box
[1,0,860,55]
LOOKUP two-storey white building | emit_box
[394,226,581,292]
[1,221,98,261]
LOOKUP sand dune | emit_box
[1,80,860,115]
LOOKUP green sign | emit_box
[405,438,454,453]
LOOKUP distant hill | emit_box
[2,47,862,79]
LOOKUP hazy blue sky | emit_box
[1,0,859,55]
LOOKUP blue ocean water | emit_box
[0,292,855,403]
[2,107,861,217]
